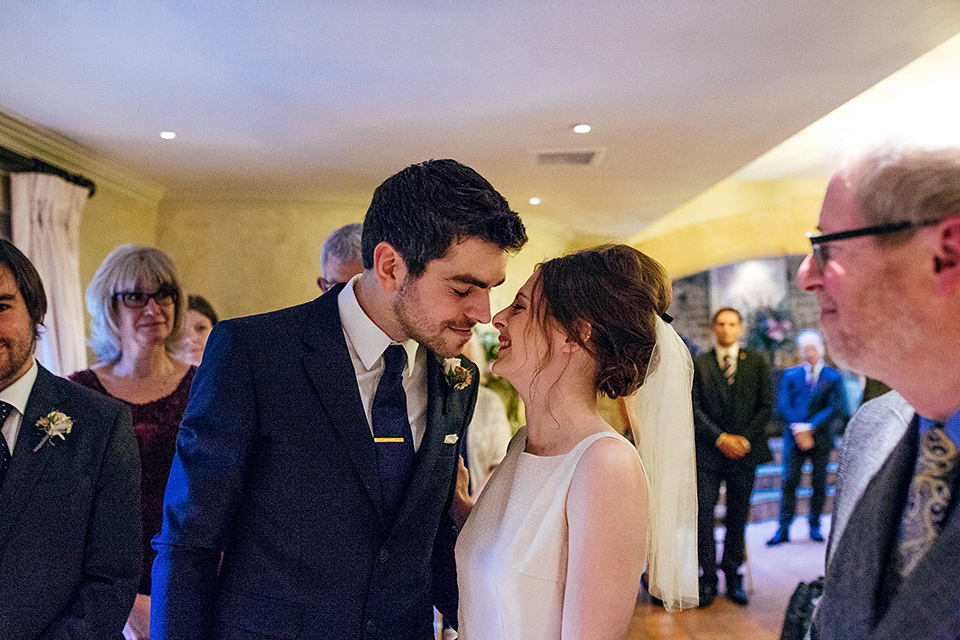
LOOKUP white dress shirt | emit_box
[338,277,429,451]
[715,344,740,375]
[1,359,39,455]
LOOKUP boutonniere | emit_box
[33,410,73,453]
[443,357,473,390]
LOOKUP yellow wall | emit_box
[629,179,827,278]
[156,192,575,322]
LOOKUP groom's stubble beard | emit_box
[394,276,473,359]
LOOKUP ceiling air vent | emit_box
[534,149,603,166]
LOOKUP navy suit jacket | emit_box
[693,348,773,471]
[152,287,479,640]
[813,392,960,639]
[776,364,845,452]
[0,366,141,639]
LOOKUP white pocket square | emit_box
[444,434,459,444]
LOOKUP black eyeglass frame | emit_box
[113,286,179,309]
[806,219,941,272]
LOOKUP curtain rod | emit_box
[0,146,96,197]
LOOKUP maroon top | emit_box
[68,366,196,595]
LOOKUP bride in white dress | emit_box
[456,244,699,640]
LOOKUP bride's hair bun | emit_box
[536,244,671,399]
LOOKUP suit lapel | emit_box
[0,366,61,554]
[300,291,385,517]
[394,355,467,527]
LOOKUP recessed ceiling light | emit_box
[529,197,541,205]
[160,131,177,140]
[572,124,591,134]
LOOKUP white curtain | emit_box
[11,172,88,376]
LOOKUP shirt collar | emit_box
[0,358,38,415]
[337,277,420,376]
[918,407,960,451]
[717,344,739,360]
[804,360,824,377]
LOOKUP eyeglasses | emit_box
[113,286,178,309]
[806,219,940,272]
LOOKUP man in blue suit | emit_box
[767,329,845,545]
[152,159,527,639]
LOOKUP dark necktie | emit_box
[892,425,959,582]
[371,345,415,521]
[0,401,17,492]
[723,354,735,385]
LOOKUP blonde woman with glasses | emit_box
[69,244,195,640]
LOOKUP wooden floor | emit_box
[625,518,829,640]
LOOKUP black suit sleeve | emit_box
[692,362,724,444]
[745,354,773,440]
[43,402,141,640]
[152,321,260,638]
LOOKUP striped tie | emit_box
[723,354,735,385]
[893,425,959,580]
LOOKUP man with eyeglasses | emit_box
[800,142,960,639]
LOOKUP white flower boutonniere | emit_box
[443,357,473,391]
[33,410,73,453]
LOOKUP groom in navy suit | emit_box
[152,159,527,639]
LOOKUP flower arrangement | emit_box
[746,303,794,367]
[443,357,473,390]
[34,410,73,452]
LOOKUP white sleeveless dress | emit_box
[455,426,639,640]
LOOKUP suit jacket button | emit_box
[379,549,389,563]
[366,618,377,633]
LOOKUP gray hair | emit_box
[796,329,824,357]
[319,223,363,276]
[86,244,186,363]
[852,142,960,241]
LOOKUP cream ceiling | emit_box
[1,1,959,245]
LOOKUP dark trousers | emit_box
[697,463,756,587]
[778,438,830,529]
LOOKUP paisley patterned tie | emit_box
[893,425,959,580]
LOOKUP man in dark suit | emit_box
[693,307,772,607]
[0,239,141,639]
[152,159,527,639]
[767,329,845,545]
[799,141,960,639]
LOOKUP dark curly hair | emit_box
[534,244,671,399]
[361,159,527,276]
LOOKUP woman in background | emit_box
[180,294,218,365]
[69,245,196,640]
[456,244,698,640]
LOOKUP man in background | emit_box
[0,239,141,638]
[767,329,845,546]
[317,222,364,292]
[802,141,960,639]
[693,308,773,607]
